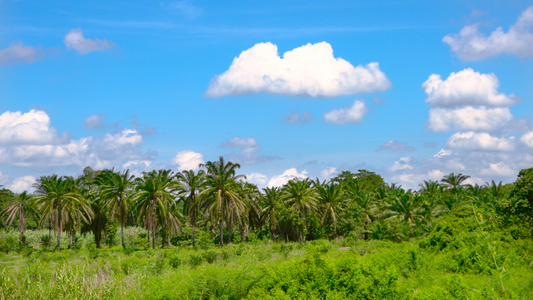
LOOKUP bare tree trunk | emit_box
[152,222,156,249]
[57,204,62,251]
[121,222,125,249]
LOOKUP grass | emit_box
[0,227,532,299]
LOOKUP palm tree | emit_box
[98,169,135,249]
[441,173,471,191]
[198,156,246,247]
[259,186,281,238]
[384,189,422,224]
[0,191,35,235]
[281,178,318,243]
[418,180,442,194]
[176,169,205,247]
[33,175,92,251]
[315,181,345,238]
[133,170,180,249]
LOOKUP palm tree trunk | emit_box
[219,219,224,247]
[57,204,62,251]
[48,216,52,248]
[192,223,196,247]
[121,222,125,249]
[152,221,156,249]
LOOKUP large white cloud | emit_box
[64,28,116,54]
[427,106,513,132]
[172,150,204,171]
[423,69,520,107]
[267,168,308,188]
[320,166,337,179]
[245,172,268,187]
[0,41,46,66]
[205,42,391,97]
[323,100,368,124]
[446,132,514,151]
[423,69,517,132]
[0,110,70,145]
[443,6,533,60]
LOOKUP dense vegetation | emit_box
[0,157,532,299]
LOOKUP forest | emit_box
[0,156,532,299]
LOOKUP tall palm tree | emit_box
[259,186,281,238]
[33,175,92,251]
[0,191,36,235]
[98,169,135,248]
[133,170,180,249]
[418,180,442,194]
[198,156,246,247]
[281,178,318,243]
[176,169,205,247]
[441,173,471,191]
[315,181,345,238]
[384,189,422,224]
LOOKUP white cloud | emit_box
[443,6,533,60]
[446,132,514,151]
[427,106,513,132]
[284,111,313,124]
[389,157,414,172]
[0,110,152,169]
[220,136,279,164]
[246,172,268,187]
[205,42,391,97]
[323,100,368,124]
[84,113,107,129]
[9,176,36,193]
[267,168,308,188]
[0,110,69,145]
[480,162,516,177]
[172,150,204,171]
[379,139,415,151]
[520,131,533,148]
[0,41,46,66]
[320,166,337,179]
[423,69,520,107]
[64,28,116,54]
[103,129,142,147]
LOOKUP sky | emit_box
[1,0,533,192]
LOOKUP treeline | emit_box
[1,156,532,250]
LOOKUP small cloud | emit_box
[479,162,516,176]
[267,168,308,188]
[172,150,204,171]
[424,142,437,148]
[323,100,368,124]
[378,139,415,152]
[284,111,313,124]
[84,113,107,129]
[446,131,514,151]
[220,136,280,165]
[0,41,49,66]
[129,115,157,136]
[163,1,202,19]
[389,157,414,172]
[246,172,268,186]
[320,166,337,179]
[443,6,533,60]
[9,175,36,193]
[205,42,391,97]
[64,28,116,54]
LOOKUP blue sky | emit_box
[1,0,532,191]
